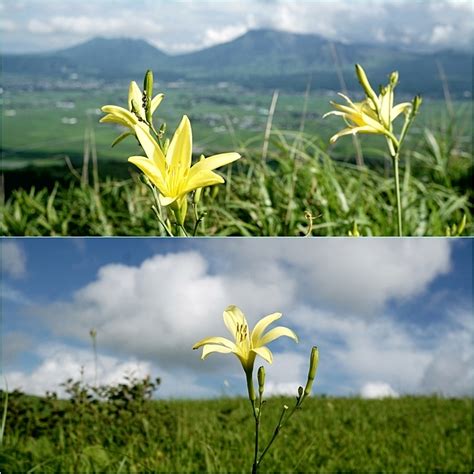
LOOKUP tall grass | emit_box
[1,105,471,236]
[1,129,471,236]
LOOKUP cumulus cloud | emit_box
[360,382,399,399]
[204,239,452,314]
[2,0,473,53]
[1,240,27,278]
[420,308,474,396]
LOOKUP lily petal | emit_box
[201,344,233,359]
[392,102,412,120]
[252,346,274,364]
[151,94,165,114]
[182,170,224,195]
[251,312,282,346]
[128,81,144,118]
[128,156,168,194]
[329,125,380,143]
[193,336,236,351]
[159,195,178,207]
[166,115,192,171]
[134,125,167,178]
[101,106,138,126]
[223,305,247,338]
[189,153,241,176]
[258,326,299,347]
[99,114,130,127]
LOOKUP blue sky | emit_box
[1,238,472,399]
[1,0,473,54]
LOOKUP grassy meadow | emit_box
[1,83,473,236]
[1,386,472,473]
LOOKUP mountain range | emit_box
[2,29,472,96]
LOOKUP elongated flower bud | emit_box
[355,64,379,109]
[304,346,319,397]
[257,366,265,399]
[144,70,154,123]
[389,71,399,88]
[412,95,423,116]
[144,70,154,100]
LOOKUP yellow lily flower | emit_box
[324,64,412,144]
[193,305,298,372]
[100,80,164,129]
[128,115,241,207]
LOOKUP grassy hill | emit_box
[1,388,472,473]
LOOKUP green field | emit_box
[1,387,472,473]
[1,84,473,236]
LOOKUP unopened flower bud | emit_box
[389,71,399,88]
[258,366,265,398]
[144,71,154,123]
[304,346,319,397]
[163,138,170,155]
[144,70,154,101]
[412,95,423,115]
[355,64,379,107]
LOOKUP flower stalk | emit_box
[324,64,422,236]
[100,70,241,235]
[193,307,318,474]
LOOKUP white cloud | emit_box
[0,18,15,32]
[203,25,249,48]
[2,0,473,53]
[1,240,27,278]
[5,342,216,398]
[420,308,474,396]
[361,382,399,399]
[207,239,452,314]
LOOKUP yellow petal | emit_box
[223,305,247,338]
[329,125,380,143]
[252,346,274,364]
[193,336,236,351]
[134,125,167,178]
[189,153,241,176]
[181,170,224,195]
[99,114,130,128]
[392,102,412,120]
[128,156,168,194]
[251,312,282,346]
[258,326,299,347]
[379,90,392,127]
[101,106,138,126]
[128,81,144,118]
[159,195,177,207]
[201,344,233,359]
[151,94,164,114]
[166,115,192,171]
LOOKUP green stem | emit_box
[257,405,289,468]
[392,153,403,237]
[245,370,260,474]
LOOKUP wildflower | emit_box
[193,305,298,372]
[128,115,240,208]
[324,64,411,144]
[100,79,164,130]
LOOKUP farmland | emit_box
[1,80,473,236]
